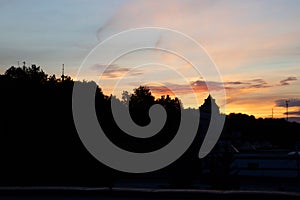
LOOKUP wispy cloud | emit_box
[148,82,201,97]
[148,77,300,99]
[225,78,270,90]
[147,79,220,97]
[279,76,297,86]
[283,110,300,116]
[275,99,300,107]
[147,78,271,97]
[95,0,300,71]
[93,0,300,117]
[91,64,143,79]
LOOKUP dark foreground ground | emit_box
[1,187,300,200]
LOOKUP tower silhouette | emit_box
[61,64,65,82]
[286,100,290,121]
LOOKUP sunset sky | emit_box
[0,0,300,122]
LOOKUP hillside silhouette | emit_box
[0,64,300,188]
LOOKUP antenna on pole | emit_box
[61,64,65,82]
[286,100,290,121]
[17,61,20,67]
[272,107,274,119]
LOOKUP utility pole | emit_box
[286,100,290,121]
[61,64,65,82]
[272,107,274,119]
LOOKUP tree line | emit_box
[0,64,299,188]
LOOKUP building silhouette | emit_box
[199,94,220,114]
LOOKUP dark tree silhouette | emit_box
[0,65,300,189]
[129,86,155,126]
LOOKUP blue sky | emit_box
[0,0,124,75]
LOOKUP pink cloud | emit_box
[96,0,300,71]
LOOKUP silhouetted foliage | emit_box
[0,65,300,188]
[5,65,47,83]
[224,113,300,148]
[129,86,155,126]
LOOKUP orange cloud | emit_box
[93,0,300,119]
[96,0,300,71]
